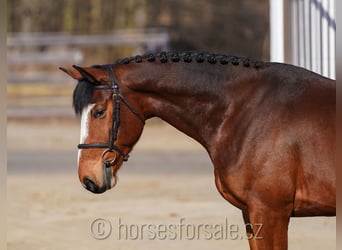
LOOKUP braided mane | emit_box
[74,52,265,115]
[115,51,264,69]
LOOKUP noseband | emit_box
[77,64,145,172]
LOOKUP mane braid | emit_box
[114,51,264,69]
[73,52,264,115]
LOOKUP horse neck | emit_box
[116,62,253,149]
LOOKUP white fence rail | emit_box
[284,0,336,79]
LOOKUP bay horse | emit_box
[60,51,335,250]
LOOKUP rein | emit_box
[77,64,145,172]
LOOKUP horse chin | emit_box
[107,175,118,190]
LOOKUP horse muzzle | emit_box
[82,167,117,194]
[83,176,108,194]
[81,156,118,194]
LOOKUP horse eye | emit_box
[93,110,106,119]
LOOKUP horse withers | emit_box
[60,52,335,250]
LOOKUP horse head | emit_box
[60,65,145,193]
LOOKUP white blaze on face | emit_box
[78,104,95,165]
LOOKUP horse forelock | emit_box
[73,79,96,116]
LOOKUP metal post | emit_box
[270,0,284,62]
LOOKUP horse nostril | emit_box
[83,177,106,194]
[83,177,96,192]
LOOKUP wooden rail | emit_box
[7,29,169,83]
[7,30,169,48]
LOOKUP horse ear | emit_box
[59,66,83,80]
[59,65,105,84]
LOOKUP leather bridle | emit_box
[77,64,145,185]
